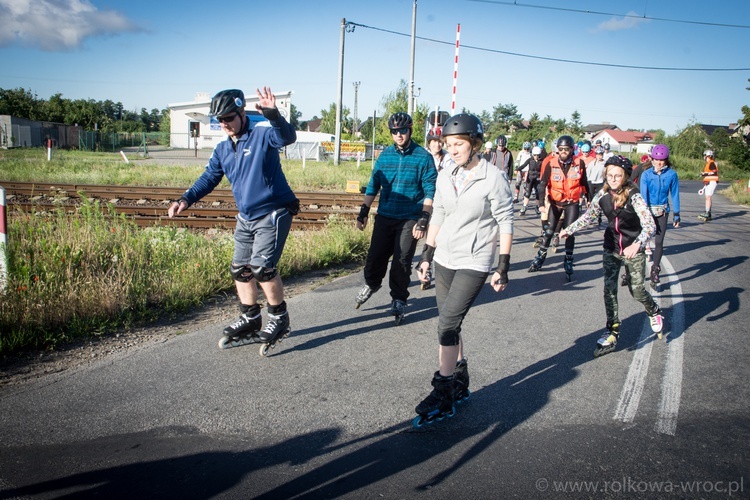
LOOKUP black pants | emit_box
[543,203,580,254]
[434,263,489,346]
[652,214,669,268]
[364,215,418,302]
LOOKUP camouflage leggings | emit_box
[603,250,659,326]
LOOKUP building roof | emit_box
[594,129,653,144]
[584,123,619,134]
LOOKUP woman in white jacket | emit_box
[413,113,514,427]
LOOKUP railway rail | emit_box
[0,181,376,230]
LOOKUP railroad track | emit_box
[0,181,375,230]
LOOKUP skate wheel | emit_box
[413,415,427,429]
[259,343,271,357]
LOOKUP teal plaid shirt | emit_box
[365,141,437,220]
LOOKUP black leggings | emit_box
[542,203,580,254]
[434,263,488,346]
[651,214,669,268]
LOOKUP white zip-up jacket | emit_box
[432,158,514,272]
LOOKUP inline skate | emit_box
[697,212,712,222]
[563,255,575,282]
[258,307,292,357]
[413,372,456,428]
[453,358,471,404]
[650,265,661,291]
[649,307,664,340]
[218,307,262,349]
[594,322,620,358]
[620,272,630,287]
[391,299,406,325]
[420,267,433,290]
[528,249,547,272]
[355,283,381,309]
[550,233,560,253]
[533,222,549,248]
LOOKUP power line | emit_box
[468,0,750,30]
[347,22,750,72]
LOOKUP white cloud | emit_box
[0,0,141,51]
[593,11,649,32]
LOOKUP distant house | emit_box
[583,123,619,140]
[305,118,322,133]
[698,123,732,137]
[592,129,654,154]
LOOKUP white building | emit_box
[168,91,293,150]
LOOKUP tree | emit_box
[569,110,584,139]
[289,104,302,130]
[0,87,43,120]
[319,102,351,136]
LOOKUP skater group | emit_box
[169,89,691,426]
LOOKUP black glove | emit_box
[673,212,681,225]
[259,106,280,120]
[415,244,436,270]
[415,211,431,232]
[496,254,510,285]
[356,203,370,224]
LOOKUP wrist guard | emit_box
[673,212,681,223]
[415,211,431,232]
[356,203,370,224]
[496,254,510,284]
[178,196,190,208]
[416,244,436,269]
[260,107,280,120]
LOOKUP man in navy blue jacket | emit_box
[168,87,298,349]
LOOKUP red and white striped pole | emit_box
[451,23,461,114]
[0,185,7,294]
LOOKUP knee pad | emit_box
[438,327,461,347]
[251,265,278,282]
[230,263,255,283]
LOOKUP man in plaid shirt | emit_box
[354,112,438,323]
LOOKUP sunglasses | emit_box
[390,127,410,135]
[558,147,572,152]
[218,113,238,123]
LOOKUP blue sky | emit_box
[1,0,749,134]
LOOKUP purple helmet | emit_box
[651,144,669,160]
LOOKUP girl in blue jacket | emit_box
[639,144,681,288]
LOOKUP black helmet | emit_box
[495,134,507,147]
[556,135,575,149]
[388,112,413,130]
[209,89,245,117]
[442,113,484,141]
[605,155,633,180]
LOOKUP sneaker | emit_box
[649,310,664,334]
[258,310,291,343]
[355,283,380,308]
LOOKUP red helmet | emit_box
[426,127,442,141]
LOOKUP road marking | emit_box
[654,257,685,436]
[613,255,684,435]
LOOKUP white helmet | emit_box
[531,146,542,155]
[485,141,494,149]
[704,149,714,157]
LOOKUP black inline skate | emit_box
[563,255,574,282]
[528,249,547,272]
[420,267,433,290]
[355,283,381,309]
[258,304,291,357]
[550,233,560,253]
[650,265,661,291]
[391,299,406,325]
[620,272,630,287]
[594,322,620,358]
[413,372,456,428]
[533,222,550,248]
[218,306,262,349]
[453,358,471,404]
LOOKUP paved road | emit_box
[1,181,748,499]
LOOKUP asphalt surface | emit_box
[1,180,748,499]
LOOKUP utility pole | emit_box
[408,0,417,116]
[353,81,360,137]
[334,18,347,166]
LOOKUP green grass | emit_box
[0,149,374,354]
[0,148,374,191]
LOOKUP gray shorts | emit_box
[232,208,293,269]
